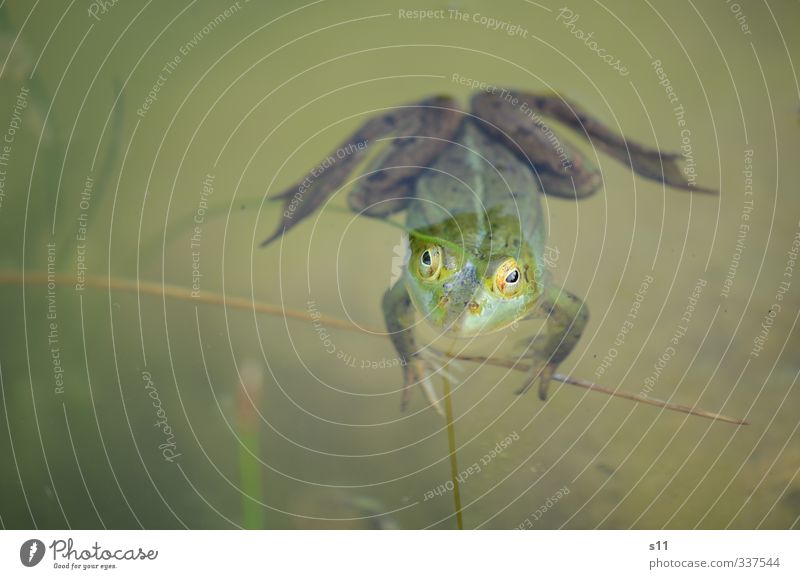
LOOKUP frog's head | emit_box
[404,237,542,337]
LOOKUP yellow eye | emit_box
[417,245,442,280]
[493,258,523,297]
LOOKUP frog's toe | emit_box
[418,348,463,381]
[515,362,556,400]
[400,361,418,411]
[400,352,458,416]
[420,376,445,417]
[514,381,532,396]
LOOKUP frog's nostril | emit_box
[468,301,481,314]
[437,295,449,308]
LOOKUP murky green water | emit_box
[0,0,798,529]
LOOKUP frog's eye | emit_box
[493,258,523,297]
[418,246,442,280]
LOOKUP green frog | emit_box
[262,90,712,414]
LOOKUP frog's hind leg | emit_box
[346,98,465,219]
[261,96,463,246]
[471,91,715,200]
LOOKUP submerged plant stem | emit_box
[238,427,263,529]
[442,373,464,530]
[450,354,749,426]
[0,271,357,331]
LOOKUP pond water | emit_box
[0,0,798,530]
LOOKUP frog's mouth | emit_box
[441,295,523,338]
[435,262,527,338]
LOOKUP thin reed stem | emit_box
[442,374,464,530]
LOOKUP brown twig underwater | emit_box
[446,354,748,426]
[0,270,748,426]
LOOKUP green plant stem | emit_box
[237,426,263,529]
[442,374,464,530]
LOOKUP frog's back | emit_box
[407,119,545,258]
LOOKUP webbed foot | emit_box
[514,358,557,401]
[515,286,588,401]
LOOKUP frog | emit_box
[261,90,713,414]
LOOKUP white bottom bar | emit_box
[1,530,796,578]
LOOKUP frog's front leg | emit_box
[518,285,588,400]
[382,280,454,416]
